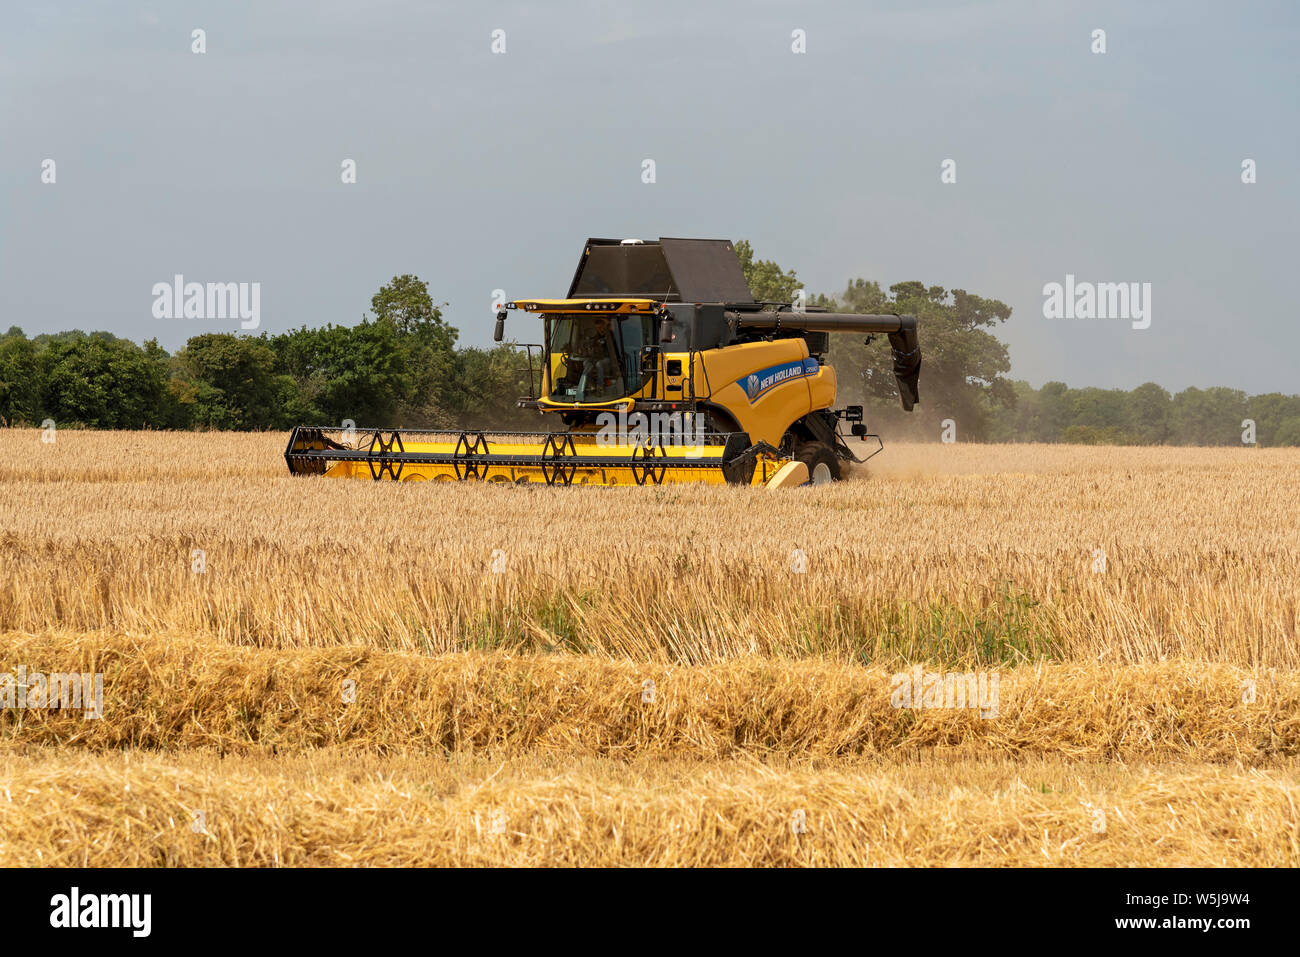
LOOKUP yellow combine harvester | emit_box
[285,237,920,487]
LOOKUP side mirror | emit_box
[493,310,506,343]
[658,316,674,344]
[640,345,661,372]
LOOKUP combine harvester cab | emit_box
[285,237,920,488]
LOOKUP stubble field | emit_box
[1,430,1297,866]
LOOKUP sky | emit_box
[2,0,1297,393]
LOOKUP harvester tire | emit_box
[795,442,840,485]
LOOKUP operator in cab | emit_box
[575,315,617,397]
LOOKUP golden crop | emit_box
[2,429,1298,865]
[4,749,1297,867]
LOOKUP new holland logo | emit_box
[739,359,818,403]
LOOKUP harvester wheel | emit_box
[795,442,840,485]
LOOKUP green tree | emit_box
[734,240,803,302]
[1171,387,1248,445]
[1125,382,1172,444]
[1070,388,1133,439]
[0,328,44,425]
[1245,393,1300,446]
[175,334,281,429]
[1273,417,1300,446]
[370,274,458,425]
[1032,382,1073,441]
[371,275,451,339]
[40,332,170,428]
[271,320,410,427]
[987,379,1049,442]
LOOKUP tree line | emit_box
[736,241,1299,445]
[0,276,531,432]
[2,250,1296,444]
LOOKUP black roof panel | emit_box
[567,238,754,304]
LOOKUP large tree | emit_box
[175,334,281,430]
[270,320,410,428]
[1125,382,1173,444]
[1170,387,1248,446]
[0,328,43,426]
[733,240,806,303]
[370,274,458,425]
[39,332,170,429]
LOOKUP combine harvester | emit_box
[285,238,920,487]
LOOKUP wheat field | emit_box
[2,429,1298,866]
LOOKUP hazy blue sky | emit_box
[3,0,1296,392]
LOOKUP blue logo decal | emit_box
[738,358,819,403]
